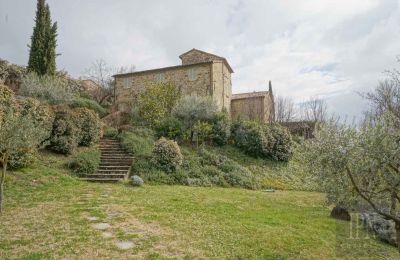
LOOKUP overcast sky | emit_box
[1,0,399,119]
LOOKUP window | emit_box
[155,73,165,83]
[188,68,198,81]
[123,78,130,89]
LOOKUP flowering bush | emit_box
[151,137,183,172]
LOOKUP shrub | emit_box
[48,107,80,154]
[131,175,144,186]
[231,121,268,157]
[151,137,183,172]
[1,88,53,170]
[74,108,101,147]
[104,127,119,139]
[231,121,293,162]
[18,73,75,104]
[8,151,36,170]
[68,149,100,175]
[0,84,19,125]
[68,97,108,118]
[265,123,293,161]
[198,148,257,189]
[172,96,218,142]
[19,97,54,141]
[193,121,213,146]
[0,59,26,89]
[155,117,184,141]
[212,112,231,146]
[138,82,180,126]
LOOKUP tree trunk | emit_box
[0,181,3,214]
[396,222,400,252]
[0,159,7,214]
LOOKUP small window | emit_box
[155,73,165,83]
[123,78,130,89]
[188,68,198,81]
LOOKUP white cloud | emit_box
[0,0,399,119]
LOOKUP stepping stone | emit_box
[92,223,111,230]
[86,216,99,221]
[102,232,113,238]
[107,213,120,219]
[115,241,135,250]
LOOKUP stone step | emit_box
[84,173,126,178]
[100,158,133,162]
[99,166,131,170]
[100,155,133,159]
[100,161,132,166]
[98,169,129,173]
[81,178,122,182]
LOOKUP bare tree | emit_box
[361,58,400,121]
[302,97,328,123]
[275,96,296,123]
[83,59,135,105]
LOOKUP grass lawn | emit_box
[0,151,397,259]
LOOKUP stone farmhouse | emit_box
[113,49,275,123]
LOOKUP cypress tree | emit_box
[28,0,58,76]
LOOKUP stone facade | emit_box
[113,49,274,123]
[231,82,275,123]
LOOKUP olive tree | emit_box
[172,96,218,142]
[302,112,400,250]
[0,109,47,213]
[0,85,47,213]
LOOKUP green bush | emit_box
[212,112,231,146]
[193,121,213,145]
[198,148,257,189]
[68,97,108,118]
[68,149,100,175]
[265,124,293,162]
[172,96,218,142]
[138,82,180,126]
[8,151,36,170]
[231,121,293,162]
[155,117,184,141]
[151,137,183,172]
[48,107,80,154]
[1,87,51,170]
[18,73,75,104]
[231,121,268,157]
[19,97,54,141]
[104,127,119,139]
[75,108,101,147]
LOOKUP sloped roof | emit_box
[179,48,234,73]
[112,61,212,78]
[231,91,270,100]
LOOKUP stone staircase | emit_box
[80,138,133,182]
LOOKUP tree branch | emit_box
[345,166,400,223]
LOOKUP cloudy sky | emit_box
[1,0,400,119]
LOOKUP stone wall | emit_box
[231,91,274,123]
[114,63,214,111]
[211,61,232,113]
[180,50,222,65]
[231,96,265,122]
